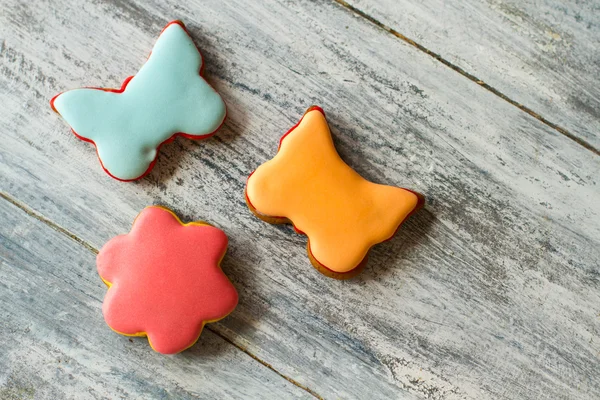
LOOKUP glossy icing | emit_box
[97,206,238,354]
[246,106,422,275]
[51,21,226,181]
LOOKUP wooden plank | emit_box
[0,199,312,399]
[339,0,600,150]
[1,0,599,399]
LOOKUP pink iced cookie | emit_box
[97,206,238,354]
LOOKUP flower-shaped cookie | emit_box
[245,106,424,279]
[97,206,238,354]
[51,20,226,181]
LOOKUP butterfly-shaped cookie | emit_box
[51,21,226,181]
[245,106,424,279]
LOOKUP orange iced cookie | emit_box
[245,106,424,279]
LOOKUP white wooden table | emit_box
[1,1,599,399]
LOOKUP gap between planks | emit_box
[332,0,600,157]
[0,191,324,400]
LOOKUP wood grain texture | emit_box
[0,199,311,399]
[1,0,599,399]
[342,0,600,150]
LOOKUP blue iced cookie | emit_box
[51,21,226,181]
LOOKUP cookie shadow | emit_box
[358,206,434,281]
[215,234,269,336]
[323,109,433,281]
